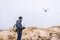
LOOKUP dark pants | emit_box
[17,31,22,40]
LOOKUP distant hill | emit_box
[0,30,2,31]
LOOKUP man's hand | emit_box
[22,27,25,30]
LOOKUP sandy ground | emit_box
[0,26,60,40]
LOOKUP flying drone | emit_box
[43,8,49,12]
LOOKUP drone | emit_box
[43,8,49,12]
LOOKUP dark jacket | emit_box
[16,20,25,31]
[16,20,22,31]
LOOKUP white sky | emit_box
[0,0,60,30]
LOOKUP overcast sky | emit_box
[0,0,60,30]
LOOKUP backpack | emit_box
[13,24,17,32]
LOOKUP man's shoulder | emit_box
[17,19,19,21]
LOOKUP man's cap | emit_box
[19,16,23,19]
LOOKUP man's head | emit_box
[18,16,23,20]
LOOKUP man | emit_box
[16,16,25,40]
